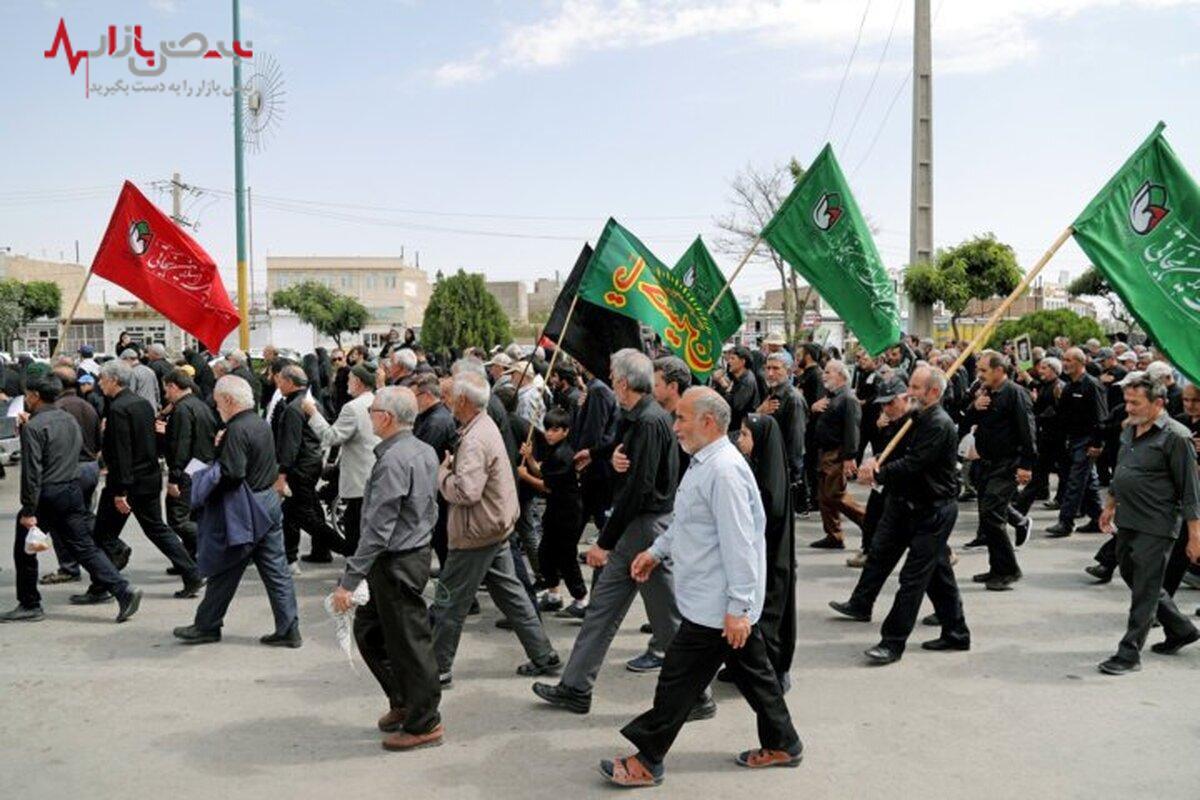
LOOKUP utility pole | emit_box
[171,172,184,225]
[232,0,250,350]
[909,0,934,338]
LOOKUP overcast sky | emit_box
[4,0,1199,306]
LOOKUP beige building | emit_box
[0,254,105,356]
[266,256,431,331]
[527,277,562,320]
[762,287,822,313]
[485,280,529,324]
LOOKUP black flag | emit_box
[541,243,644,383]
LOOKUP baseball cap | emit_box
[78,345,94,357]
[1098,347,1115,359]
[1117,351,1137,363]
[874,376,908,404]
[763,332,786,346]
[485,353,513,369]
[77,373,95,385]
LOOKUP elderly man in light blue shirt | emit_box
[599,387,803,789]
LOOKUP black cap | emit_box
[874,376,908,404]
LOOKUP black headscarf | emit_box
[743,413,789,522]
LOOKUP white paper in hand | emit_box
[184,458,210,478]
[323,581,371,671]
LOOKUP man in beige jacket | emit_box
[432,370,559,686]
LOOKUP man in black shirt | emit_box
[796,344,826,511]
[84,360,204,602]
[962,352,1035,591]
[810,359,865,549]
[1015,356,1066,516]
[716,346,760,434]
[413,372,458,569]
[573,366,619,532]
[3,376,141,623]
[272,364,341,568]
[758,351,806,494]
[832,366,970,664]
[1047,348,1107,537]
[175,374,300,646]
[852,348,880,463]
[534,349,700,715]
[162,370,219,559]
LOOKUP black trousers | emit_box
[93,485,200,584]
[14,481,131,609]
[875,498,970,654]
[165,474,197,558]
[860,489,886,554]
[341,497,363,557]
[1114,529,1198,663]
[537,506,587,600]
[621,619,800,765]
[1096,521,1199,592]
[354,546,442,735]
[977,457,1021,578]
[431,498,449,570]
[580,475,611,531]
[282,475,345,561]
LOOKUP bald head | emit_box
[674,386,730,454]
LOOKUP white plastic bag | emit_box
[24,526,52,554]
[324,581,371,669]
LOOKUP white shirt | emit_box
[649,435,766,628]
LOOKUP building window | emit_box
[404,280,417,298]
[385,275,396,289]
[366,274,377,290]
[341,275,352,289]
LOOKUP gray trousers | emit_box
[562,512,680,694]
[1115,528,1198,663]
[432,539,556,674]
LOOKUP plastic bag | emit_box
[24,526,52,554]
[323,580,371,670]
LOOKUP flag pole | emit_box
[520,292,581,450]
[874,225,1075,467]
[707,234,762,314]
[50,267,96,360]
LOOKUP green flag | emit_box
[1073,122,1200,384]
[579,218,723,378]
[761,144,901,355]
[673,236,743,342]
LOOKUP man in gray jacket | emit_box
[304,364,380,557]
[331,386,443,751]
[122,349,161,412]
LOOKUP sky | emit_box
[3,0,1199,308]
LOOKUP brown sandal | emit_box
[735,747,803,768]
[600,754,662,787]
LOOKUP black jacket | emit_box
[272,389,324,482]
[20,405,82,516]
[724,369,760,433]
[1058,372,1108,446]
[813,385,861,456]
[574,378,619,486]
[595,395,678,550]
[766,382,807,481]
[877,404,961,506]
[218,408,279,492]
[965,379,1036,468]
[415,402,458,460]
[102,388,162,494]
[165,392,219,483]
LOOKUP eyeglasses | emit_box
[368,406,392,416]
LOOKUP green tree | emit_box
[1067,266,1138,334]
[420,270,510,357]
[903,234,1021,340]
[988,308,1106,349]
[271,280,369,347]
[0,279,63,347]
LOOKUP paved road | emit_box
[2,472,1198,799]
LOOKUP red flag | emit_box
[92,181,239,352]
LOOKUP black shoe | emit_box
[717,666,734,683]
[864,645,901,665]
[971,572,993,584]
[113,547,132,571]
[1150,629,1200,655]
[1077,519,1102,534]
[531,682,591,714]
[962,537,987,549]
[921,613,940,627]
[300,552,333,564]
[467,598,481,616]
[1014,516,1031,547]
[115,589,143,623]
[921,636,970,652]
[1085,564,1114,583]
[986,574,1020,591]
[174,624,221,644]
[516,653,561,676]
[685,697,717,722]
[261,622,302,648]
[810,536,845,550]
[959,490,977,502]
[166,566,183,576]
[1042,499,1061,510]
[639,622,653,635]
[1097,656,1140,675]
[0,604,45,623]
[174,577,205,599]
[70,590,112,605]
[495,617,514,630]
[1045,523,1073,538]
[828,600,871,622]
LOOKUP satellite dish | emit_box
[241,52,286,153]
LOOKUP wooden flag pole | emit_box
[49,266,96,361]
[874,224,1075,467]
[707,234,763,314]
[520,291,581,450]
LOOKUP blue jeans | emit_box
[192,490,298,635]
[1057,436,1102,529]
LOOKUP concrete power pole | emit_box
[909,0,934,338]
[171,172,183,225]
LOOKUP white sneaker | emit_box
[288,561,302,577]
